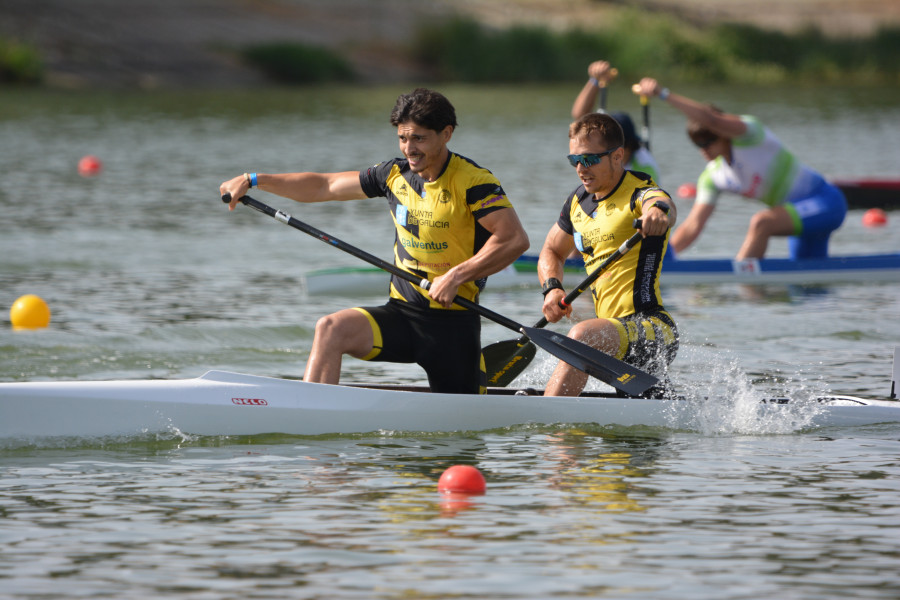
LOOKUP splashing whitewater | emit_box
[664,350,827,435]
[517,346,828,435]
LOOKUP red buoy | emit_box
[677,182,696,199]
[862,208,888,227]
[78,155,103,177]
[437,465,486,494]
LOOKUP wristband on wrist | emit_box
[650,201,670,215]
[658,87,670,101]
[588,77,598,88]
[541,277,564,296]
[249,172,258,188]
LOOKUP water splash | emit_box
[667,347,826,436]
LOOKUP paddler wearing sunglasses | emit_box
[632,77,847,260]
[538,112,679,398]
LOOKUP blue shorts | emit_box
[785,179,847,259]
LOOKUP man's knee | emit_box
[313,312,343,339]
[314,310,371,354]
[569,319,619,354]
[749,207,795,237]
[747,211,774,234]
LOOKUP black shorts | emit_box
[353,299,486,394]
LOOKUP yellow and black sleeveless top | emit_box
[557,171,671,319]
[360,152,513,310]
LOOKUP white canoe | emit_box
[2,369,899,440]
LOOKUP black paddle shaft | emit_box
[509,222,644,349]
[483,220,651,389]
[534,226,643,329]
[640,95,651,150]
[224,193,525,333]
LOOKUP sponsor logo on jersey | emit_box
[400,238,449,252]
[407,208,449,229]
[482,193,506,208]
[581,230,617,245]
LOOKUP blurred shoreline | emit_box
[2,0,898,89]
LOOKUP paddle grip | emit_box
[531,227,644,339]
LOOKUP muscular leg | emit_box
[303,308,374,384]
[544,318,621,397]
[736,206,796,259]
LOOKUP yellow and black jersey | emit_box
[557,170,671,319]
[360,152,513,309]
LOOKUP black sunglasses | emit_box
[692,136,718,149]
[567,146,621,168]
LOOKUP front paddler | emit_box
[220,88,529,394]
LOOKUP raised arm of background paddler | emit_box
[220,171,364,211]
[537,224,576,323]
[428,207,530,308]
[633,78,747,139]
[639,190,677,238]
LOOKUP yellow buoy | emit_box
[10,294,51,329]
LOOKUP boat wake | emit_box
[665,355,827,435]
[516,346,829,436]
[680,393,824,436]
[0,419,200,452]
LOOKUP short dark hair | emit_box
[390,88,458,133]
[569,112,624,149]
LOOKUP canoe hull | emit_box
[661,253,900,285]
[2,370,899,439]
[834,178,900,210]
[0,371,674,438]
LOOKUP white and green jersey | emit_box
[695,115,820,208]
[628,147,661,184]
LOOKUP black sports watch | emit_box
[541,277,564,296]
[650,201,670,215]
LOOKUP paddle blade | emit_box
[522,326,658,396]
[483,339,537,387]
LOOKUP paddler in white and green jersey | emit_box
[634,77,847,260]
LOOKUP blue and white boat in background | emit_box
[303,251,900,296]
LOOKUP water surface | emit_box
[1,84,899,598]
